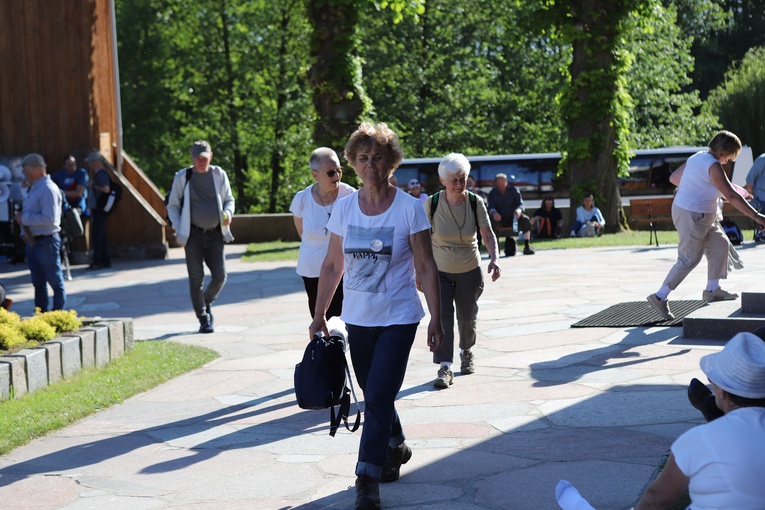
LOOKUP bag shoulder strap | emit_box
[328,358,361,436]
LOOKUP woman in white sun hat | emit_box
[636,331,765,509]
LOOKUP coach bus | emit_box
[392,146,708,198]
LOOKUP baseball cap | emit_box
[408,179,420,189]
[22,153,46,168]
[701,332,765,399]
[84,152,101,163]
[191,141,212,158]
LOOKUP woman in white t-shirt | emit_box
[646,131,765,321]
[309,122,443,510]
[290,148,355,318]
[636,332,765,509]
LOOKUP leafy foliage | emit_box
[623,4,719,148]
[114,0,737,216]
[17,317,56,343]
[0,323,26,350]
[689,0,765,99]
[705,46,765,156]
[35,309,83,334]
[116,0,314,213]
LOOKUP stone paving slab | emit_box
[1,241,765,509]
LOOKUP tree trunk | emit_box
[219,0,244,211]
[269,7,291,214]
[564,0,631,232]
[307,0,366,160]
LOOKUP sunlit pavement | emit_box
[2,240,761,509]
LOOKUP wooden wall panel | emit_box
[0,0,116,165]
[1,0,167,257]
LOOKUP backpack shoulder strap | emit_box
[467,191,479,229]
[431,190,440,214]
[430,191,441,234]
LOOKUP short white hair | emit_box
[438,153,470,180]
[309,147,340,171]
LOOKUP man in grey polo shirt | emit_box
[166,141,235,333]
[13,153,67,311]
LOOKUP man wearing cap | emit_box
[487,173,534,256]
[13,153,67,311]
[85,152,112,270]
[166,141,235,334]
[636,331,765,509]
[408,179,428,204]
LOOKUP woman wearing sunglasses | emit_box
[290,147,356,318]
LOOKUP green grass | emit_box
[0,340,218,455]
[242,230,756,261]
[242,241,301,262]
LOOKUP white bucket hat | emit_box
[701,332,765,399]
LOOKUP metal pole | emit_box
[109,0,123,173]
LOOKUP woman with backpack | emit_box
[424,153,501,389]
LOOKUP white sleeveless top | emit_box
[673,151,722,214]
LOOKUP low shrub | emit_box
[0,309,22,327]
[1,309,84,354]
[18,317,57,343]
[0,323,26,350]
[35,309,82,333]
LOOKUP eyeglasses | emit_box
[321,168,342,178]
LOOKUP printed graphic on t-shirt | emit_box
[344,224,394,293]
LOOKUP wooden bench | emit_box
[629,197,674,246]
[630,197,756,246]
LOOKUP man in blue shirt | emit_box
[52,155,89,213]
[487,173,535,256]
[745,153,765,243]
[13,153,66,311]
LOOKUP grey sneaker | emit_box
[460,350,475,375]
[702,288,738,302]
[433,365,454,389]
[646,294,674,320]
[354,475,381,510]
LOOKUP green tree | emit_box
[705,46,765,156]
[689,0,765,99]
[117,0,314,213]
[623,5,718,149]
[360,0,567,159]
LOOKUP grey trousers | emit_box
[433,266,484,364]
[662,204,729,291]
[184,228,227,320]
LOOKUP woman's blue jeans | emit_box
[347,323,418,479]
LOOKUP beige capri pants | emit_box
[662,203,730,290]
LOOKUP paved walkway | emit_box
[1,241,762,510]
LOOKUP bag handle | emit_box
[329,363,361,436]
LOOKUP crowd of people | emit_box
[292,127,765,510]
[7,126,765,510]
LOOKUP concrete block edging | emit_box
[0,318,134,402]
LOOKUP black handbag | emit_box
[294,333,360,436]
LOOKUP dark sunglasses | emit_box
[322,168,342,177]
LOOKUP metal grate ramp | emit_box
[571,300,708,328]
